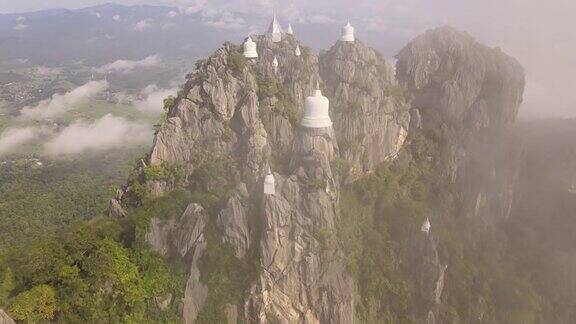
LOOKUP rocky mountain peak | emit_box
[396,26,525,130]
[320,39,411,181]
[107,24,526,323]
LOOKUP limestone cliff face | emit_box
[109,32,397,323]
[320,40,410,181]
[107,25,527,323]
[396,26,525,222]
[246,126,355,323]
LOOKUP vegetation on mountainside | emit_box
[0,148,145,250]
[338,130,438,322]
[0,217,185,323]
[337,109,576,323]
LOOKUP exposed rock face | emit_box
[403,231,447,322]
[109,26,522,323]
[0,310,15,324]
[145,203,208,323]
[245,126,355,323]
[217,183,251,259]
[396,26,524,129]
[320,40,411,181]
[396,26,525,222]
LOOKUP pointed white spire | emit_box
[264,166,276,195]
[301,83,332,128]
[286,23,294,35]
[268,13,283,42]
[421,218,431,233]
[341,21,355,42]
[243,36,258,59]
[295,45,301,57]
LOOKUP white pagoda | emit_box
[421,218,431,234]
[272,56,279,71]
[268,14,283,42]
[301,84,332,128]
[243,36,258,59]
[286,23,294,35]
[295,45,301,57]
[264,167,276,195]
[341,21,355,42]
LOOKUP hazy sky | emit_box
[1,0,575,118]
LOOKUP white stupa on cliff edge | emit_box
[295,45,301,57]
[286,23,294,35]
[268,13,283,42]
[341,21,355,42]
[421,218,431,233]
[243,36,258,58]
[301,83,332,128]
[272,56,279,71]
[264,167,275,195]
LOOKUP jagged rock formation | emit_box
[403,230,447,323]
[396,26,525,221]
[109,24,525,324]
[109,31,384,323]
[145,203,208,323]
[244,126,355,323]
[320,40,410,181]
[0,310,15,324]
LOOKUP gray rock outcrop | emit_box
[320,40,411,181]
[396,26,525,222]
[110,24,524,323]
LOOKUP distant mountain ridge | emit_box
[0,3,409,68]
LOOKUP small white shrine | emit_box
[268,14,283,42]
[243,36,258,59]
[301,84,332,128]
[286,23,294,35]
[264,167,276,195]
[341,21,355,42]
[295,45,301,57]
[272,56,279,71]
[421,218,431,234]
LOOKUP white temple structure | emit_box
[243,36,258,59]
[286,23,294,35]
[341,21,355,42]
[301,84,333,128]
[268,14,283,42]
[295,45,301,57]
[264,167,276,195]
[272,56,279,71]
[421,218,431,233]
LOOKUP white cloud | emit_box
[93,55,161,74]
[166,10,179,18]
[203,11,245,30]
[184,0,208,15]
[0,127,41,156]
[133,84,178,114]
[13,23,28,30]
[302,14,335,25]
[15,16,26,22]
[20,80,109,120]
[134,19,153,31]
[45,114,152,155]
[113,15,121,21]
[94,12,101,18]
